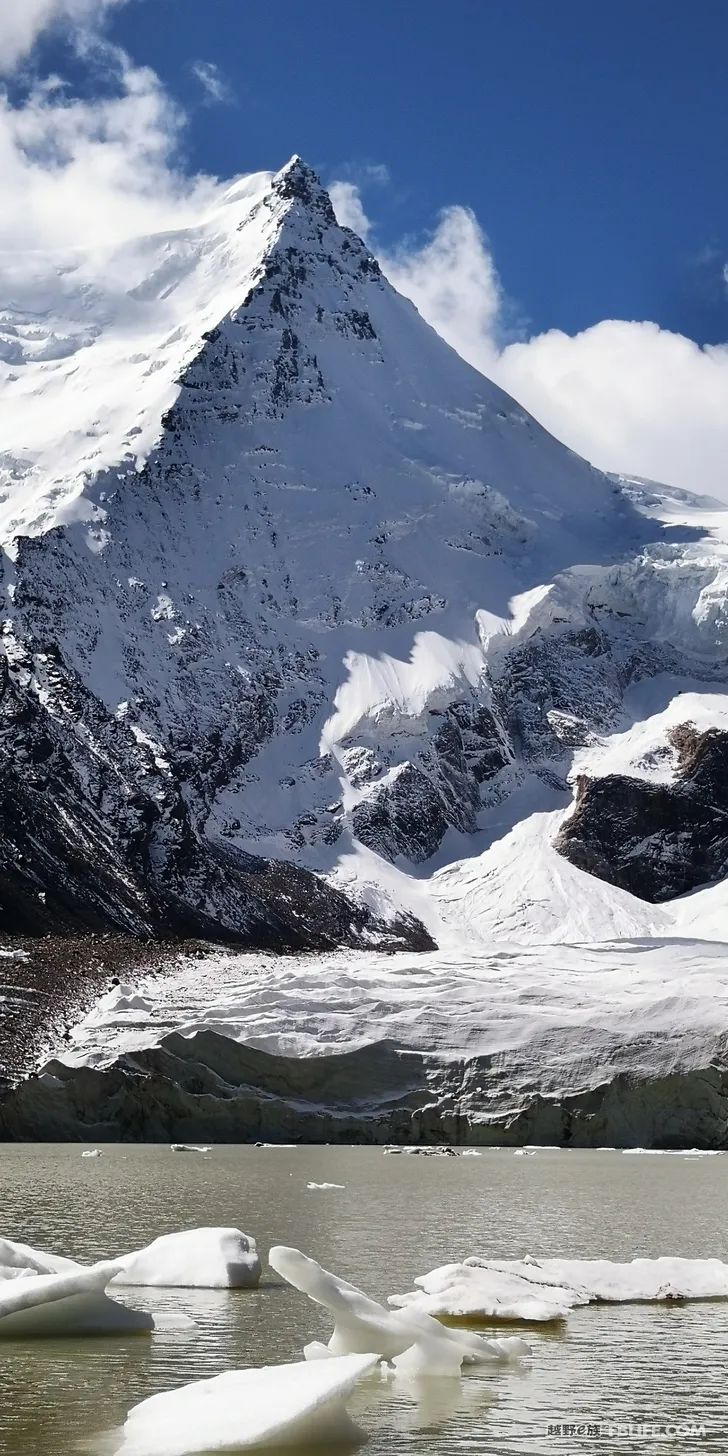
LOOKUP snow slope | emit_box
[0,172,276,544]
[2,158,728,1140]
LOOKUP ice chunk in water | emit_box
[0,1262,152,1338]
[115,1352,379,1455]
[269,1245,529,1373]
[390,1254,728,1323]
[113,1227,261,1289]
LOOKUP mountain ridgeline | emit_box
[2,158,728,1140]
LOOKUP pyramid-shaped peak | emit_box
[272,155,337,223]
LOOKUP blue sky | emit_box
[1,0,727,495]
[104,0,728,346]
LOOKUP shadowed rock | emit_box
[556,725,728,902]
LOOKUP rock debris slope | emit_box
[2,158,728,1141]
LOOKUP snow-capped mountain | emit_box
[2,157,728,1142]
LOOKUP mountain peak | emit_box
[271,155,337,224]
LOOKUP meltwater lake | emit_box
[1,1145,727,1455]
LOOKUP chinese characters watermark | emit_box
[546,1421,707,1440]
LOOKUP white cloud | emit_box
[332,182,728,501]
[496,322,728,499]
[0,35,220,255]
[191,60,234,106]
[329,181,373,240]
[362,162,390,186]
[328,163,390,241]
[384,206,504,369]
[0,0,126,72]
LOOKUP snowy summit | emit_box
[2,158,728,1146]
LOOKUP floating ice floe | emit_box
[170,1144,211,1154]
[622,1148,724,1157]
[0,1260,152,1338]
[0,1227,260,1294]
[113,1227,261,1289]
[269,1245,529,1375]
[306,1182,344,1190]
[390,1254,728,1324]
[390,1262,580,1322]
[115,1352,379,1456]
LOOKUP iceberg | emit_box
[391,1254,728,1323]
[389,1261,579,1323]
[0,1261,152,1337]
[306,1182,344,1190]
[269,1245,529,1373]
[113,1228,261,1289]
[0,1226,260,1293]
[115,1352,379,1455]
[81,1149,103,1158]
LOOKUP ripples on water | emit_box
[1,1146,727,1455]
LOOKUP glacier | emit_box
[1,156,728,1144]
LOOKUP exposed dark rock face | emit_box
[555,725,728,901]
[352,764,449,864]
[0,636,431,949]
[491,622,681,770]
[348,700,511,863]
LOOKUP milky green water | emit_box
[0,1145,727,1455]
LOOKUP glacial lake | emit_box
[1,1145,727,1455]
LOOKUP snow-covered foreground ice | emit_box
[113,1227,261,1289]
[391,1255,728,1324]
[115,1352,379,1456]
[269,1246,530,1374]
[0,1260,152,1338]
